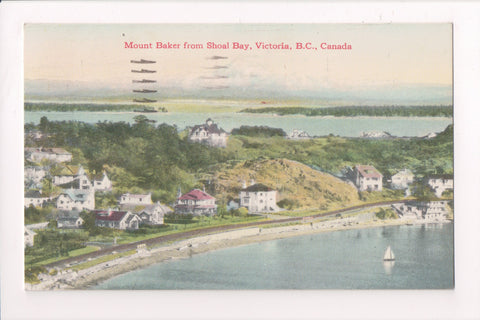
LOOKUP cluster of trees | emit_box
[25,102,140,112]
[231,125,286,137]
[25,229,88,265]
[240,105,453,118]
[25,117,453,206]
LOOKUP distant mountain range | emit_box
[25,79,452,106]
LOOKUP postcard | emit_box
[21,23,455,291]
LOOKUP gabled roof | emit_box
[25,190,46,198]
[355,165,383,178]
[242,183,274,192]
[190,120,226,135]
[94,210,129,222]
[178,189,215,201]
[60,189,92,201]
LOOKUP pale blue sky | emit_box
[24,24,452,103]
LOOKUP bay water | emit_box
[93,223,454,290]
[25,111,451,138]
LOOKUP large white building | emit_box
[188,119,228,148]
[56,189,95,211]
[25,147,72,163]
[24,190,51,208]
[239,183,279,213]
[119,193,152,205]
[428,175,453,197]
[353,165,383,192]
[392,200,450,221]
[391,169,414,189]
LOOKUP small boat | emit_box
[383,246,395,261]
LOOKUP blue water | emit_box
[94,223,454,290]
[24,111,451,138]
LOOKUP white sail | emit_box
[383,246,395,261]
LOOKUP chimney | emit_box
[250,179,255,186]
[242,180,247,189]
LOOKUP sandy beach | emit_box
[25,215,450,291]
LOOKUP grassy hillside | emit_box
[209,158,360,211]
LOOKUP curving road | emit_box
[44,200,411,269]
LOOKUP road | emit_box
[44,199,411,269]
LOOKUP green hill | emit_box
[210,158,360,210]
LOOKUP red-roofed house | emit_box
[354,165,383,191]
[94,209,141,230]
[174,189,217,216]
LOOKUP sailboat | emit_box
[383,246,395,261]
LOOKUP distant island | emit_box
[240,105,453,118]
[25,102,167,113]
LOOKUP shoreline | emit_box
[26,217,451,290]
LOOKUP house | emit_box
[24,166,47,184]
[94,209,141,230]
[392,201,449,221]
[427,175,453,197]
[353,165,383,191]
[56,189,95,211]
[136,202,172,225]
[53,166,91,190]
[92,171,113,191]
[24,190,51,208]
[391,169,414,189]
[239,183,279,213]
[25,147,72,163]
[287,129,311,140]
[188,118,228,148]
[175,189,217,216]
[119,193,152,205]
[56,211,84,229]
[24,227,36,248]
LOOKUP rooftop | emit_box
[355,165,383,178]
[178,189,215,201]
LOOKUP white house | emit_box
[57,211,84,229]
[137,202,172,225]
[188,119,228,148]
[94,209,141,230]
[353,165,383,192]
[92,171,113,191]
[24,227,36,248]
[287,129,311,140]
[175,189,217,216]
[24,190,51,208]
[391,169,414,189]
[25,147,72,163]
[56,189,95,211]
[239,183,279,213]
[392,201,449,221]
[24,166,47,184]
[119,193,152,205]
[53,166,91,190]
[428,175,453,197]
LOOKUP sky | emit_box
[24,24,452,104]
